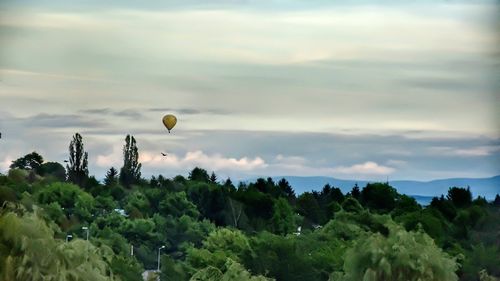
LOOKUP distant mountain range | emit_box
[245,175,500,204]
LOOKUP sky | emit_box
[0,0,499,182]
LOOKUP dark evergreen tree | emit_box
[104,167,119,187]
[493,194,500,207]
[321,184,344,202]
[119,135,142,188]
[223,178,234,188]
[223,178,236,192]
[66,133,89,187]
[351,183,361,199]
[278,178,295,199]
[210,172,217,184]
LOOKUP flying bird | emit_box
[161,152,168,157]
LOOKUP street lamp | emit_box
[82,226,89,241]
[157,246,166,271]
[66,234,73,242]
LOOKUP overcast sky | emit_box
[0,0,499,181]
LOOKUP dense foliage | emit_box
[0,133,499,281]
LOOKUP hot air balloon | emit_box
[162,114,177,133]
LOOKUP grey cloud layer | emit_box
[0,1,498,180]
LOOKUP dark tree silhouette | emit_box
[119,135,142,188]
[223,178,234,189]
[66,133,89,187]
[447,187,472,208]
[278,178,295,199]
[10,152,44,171]
[360,183,397,212]
[39,162,66,181]
[210,172,217,184]
[104,167,119,187]
[493,194,500,207]
[351,183,361,199]
[188,167,210,182]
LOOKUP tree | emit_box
[10,152,44,171]
[430,195,457,221]
[493,194,500,207]
[190,259,273,281]
[447,187,472,208]
[119,135,142,188]
[210,172,217,184]
[189,167,210,183]
[104,167,119,186]
[227,198,244,228]
[67,133,89,187]
[223,178,235,190]
[332,223,459,281]
[271,198,296,235]
[341,197,363,213]
[360,183,398,212]
[277,178,295,199]
[159,191,199,218]
[38,162,66,181]
[297,192,325,224]
[187,228,253,270]
[350,183,360,199]
[0,206,115,281]
[37,182,96,221]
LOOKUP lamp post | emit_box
[66,234,72,242]
[82,226,89,241]
[157,246,165,271]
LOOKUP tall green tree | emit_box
[271,198,296,235]
[67,133,89,187]
[119,135,142,188]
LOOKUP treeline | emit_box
[1,133,499,281]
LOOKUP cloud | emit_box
[429,145,500,157]
[0,68,110,82]
[332,161,395,175]
[80,108,143,119]
[18,113,109,129]
[275,154,307,165]
[454,146,500,156]
[148,107,230,115]
[96,149,268,173]
[386,159,408,167]
[95,144,123,168]
[80,108,112,114]
[0,156,14,173]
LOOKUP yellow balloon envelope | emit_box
[162,114,177,133]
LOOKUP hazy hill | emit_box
[246,175,500,201]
